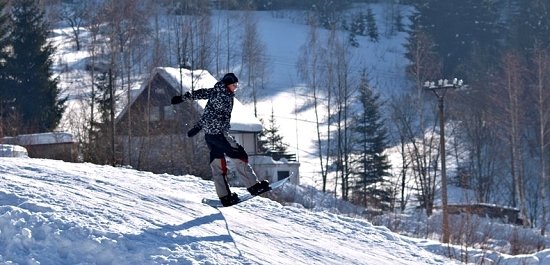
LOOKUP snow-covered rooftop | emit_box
[0,144,29,158]
[1,132,75,145]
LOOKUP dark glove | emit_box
[187,124,202,137]
[171,92,192,105]
[171,95,183,105]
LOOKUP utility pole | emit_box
[424,78,464,244]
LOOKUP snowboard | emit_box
[202,174,293,208]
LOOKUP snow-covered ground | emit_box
[0,157,460,265]
[1,157,550,264]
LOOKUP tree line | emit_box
[405,0,550,235]
[291,0,549,239]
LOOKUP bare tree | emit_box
[80,0,105,161]
[89,0,150,165]
[388,94,417,212]
[239,11,267,116]
[324,27,355,200]
[58,0,87,51]
[149,1,169,69]
[176,13,213,71]
[497,50,529,225]
[211,5,241,76]
[531,44,550,235]
[297,16,330,192]
[401,28,442,216]
[453,85,505,204]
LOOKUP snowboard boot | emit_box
[247,180,271,196]
[220,192,240,207]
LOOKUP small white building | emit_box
[250,155,299,184]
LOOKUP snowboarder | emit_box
[171,73,270,206]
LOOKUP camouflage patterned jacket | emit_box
[187,81,234,135]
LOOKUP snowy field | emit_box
[1,157,549,264]
[0,157,461,265]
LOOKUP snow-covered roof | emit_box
[0,144,28,158]
[1,132,75,145]
[121,67,262,133]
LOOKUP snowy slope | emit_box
[0,157,457,265]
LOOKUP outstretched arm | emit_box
[187,88,212,100]
[170,88,213,105]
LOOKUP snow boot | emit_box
[247,180,271,196]
[220,192,240,207]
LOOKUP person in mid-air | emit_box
[171,73,270,206]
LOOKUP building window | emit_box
[149,106,160,122]
[154,88,165,95]
[277,171,290,181]
[164,105,175,120]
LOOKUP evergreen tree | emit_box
[510,0,550,55]
[258,107,288,160]
[350,12,366,36]
[265,107,287,154]
[394,8,405,33]
[84,72,115,164]
[1,0,65,134]
[0,0,8,61]
[0,0,11,136]
[366,8,379,42]
[351,71,392,210]
[411,0,504,76]
[347,14,362,47]
[256,118,269,154]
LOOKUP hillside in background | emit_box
[51,4,411,187]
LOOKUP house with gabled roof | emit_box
[115,67,299,184]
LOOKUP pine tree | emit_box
[394,8,405,33]
[0,0,8,61]
[366,8,379,42]
[350,12,366,36]
[84,72,115,164]
[256,118,270,154]
[0,0,11,136]
[510,0,550,55]
[1,0,65,134]
[351,71,392,210]
[411,0,503,76]
[258,107,288,160]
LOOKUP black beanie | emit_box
[222,73,238,85]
